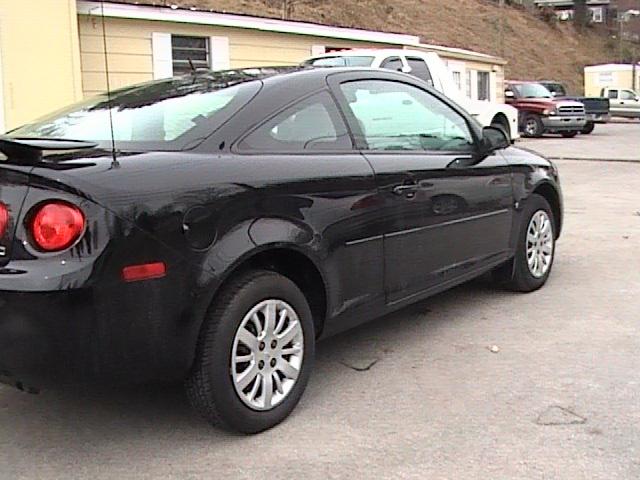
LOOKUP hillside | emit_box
[119,0,618,93]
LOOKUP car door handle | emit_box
[393,184,418,198]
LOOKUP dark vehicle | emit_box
[505,81,586,138]
[539,81,610,134]
[0,68,562,433]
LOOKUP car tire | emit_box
[493,194,556,292]
[490,118,511,142]
[186,270,315,434]
[581,122,595,134]
[523,114,544,138]
[561,131,578,138]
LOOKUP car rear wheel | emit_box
[493,194,555,292]
[581,122,595,134]
[561,131,578,138]
[490,117,511,142]
[523,114,543,138]
[186,270,315,434]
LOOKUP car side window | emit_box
[608,89,618,99]
[339,79,474,153]
[406,57,434,87]
[237,91,352,152]
[621,90,636,100]
[380,57,404,72]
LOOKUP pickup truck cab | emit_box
[505,81,586,138]
[539,81,610,134]
[600,87,640,119]
[303,49,520,142]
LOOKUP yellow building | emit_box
[0,0,507,132]
[584,64,640,97]
[0,0,83,132]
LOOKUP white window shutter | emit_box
[311,45,325,56]
[470,70,478,100]
[490,71,497,102]
[210,36,230,71]
[152,32,173,79]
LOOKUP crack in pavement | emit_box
[339,359,379,372]
[535,405,587,426]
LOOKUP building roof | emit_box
[534,0,610,6]
[77,1,421,46]
[413,43,507,65]
[584,63,640,71]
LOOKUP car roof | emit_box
[506,80,548,85]
[184,65,387,83]
[309,48,411,59]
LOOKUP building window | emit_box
[172,35,209,75]
[465,71,472,98]
[590,7,603,23]
[477,71,490,101]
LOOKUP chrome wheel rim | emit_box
[526,210,554,278]
[525,119,538,136]
[231,299,304,411]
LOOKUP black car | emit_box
[0,67,562,433]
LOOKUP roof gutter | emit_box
[77,1,421,46]
[409,44,507,65]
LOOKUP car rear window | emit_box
[9,74,262,151]
[307,56,375,67]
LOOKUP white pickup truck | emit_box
[600,87,640,119]
[303,49,520,141]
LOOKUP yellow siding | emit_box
[584,69,636,97]
[77,15,392,96]
[0,0,82,130]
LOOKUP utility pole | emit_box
[619,16,625,63]
[618,10,640,90]
[499,0,505,58]
[633,49,637,91]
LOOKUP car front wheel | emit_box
[494,194,556,292]
[186,270,315,434]
[561,131,578,138]
[523,114,544,138]
[581,122,595,134]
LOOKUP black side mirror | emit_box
[481,126,510,154]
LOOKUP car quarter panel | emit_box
[0,163,201,386]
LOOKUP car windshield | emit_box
[8,72,263,151]
[512,83,553,99]
[543,83,566,96]
[306,56,375,67]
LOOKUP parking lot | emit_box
[518,122,640,162]
[1,125,639,479]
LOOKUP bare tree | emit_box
[263,0,323,19]
[574,0,589,30]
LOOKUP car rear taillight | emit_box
[0,203,8,238]
[30,202,85,252]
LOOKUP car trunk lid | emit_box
[0,137,98,267]
[0,165,32,267]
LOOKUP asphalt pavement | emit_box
[1,128,639,479]
[517,122,640,162]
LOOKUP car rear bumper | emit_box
[542,115,586,131]
[586,113,611,123]
[0,279,199,390]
